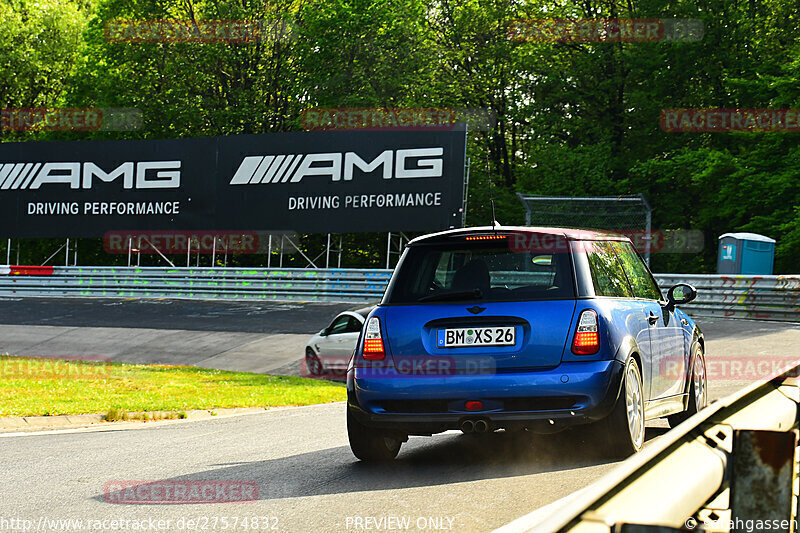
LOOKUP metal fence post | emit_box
[326,233,331,268]
[386,233,392,269]
[640,193,653,267]
[731,430,797,531]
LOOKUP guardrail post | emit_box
[731,430,797,531]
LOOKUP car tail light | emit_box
[362,317,385,360]
[572,309,600,355]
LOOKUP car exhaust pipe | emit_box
[460,420,475,433]
[474,419,489,433]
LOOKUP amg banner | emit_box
[0,128,466,238]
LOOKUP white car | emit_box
[304,306,374,376]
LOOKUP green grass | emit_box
[0,355,346,417]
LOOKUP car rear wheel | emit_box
[347,408,402,462]
[305,349,322,376]
[668,344,707,428]
[593,358,645,458]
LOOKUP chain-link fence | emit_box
[516,193,653,264]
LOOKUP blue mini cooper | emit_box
[346,226,707,461]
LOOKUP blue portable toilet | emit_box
[717,233,776,275]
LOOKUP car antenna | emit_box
[486,153,498,234]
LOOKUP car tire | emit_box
[594,358,645,458]
[347,407,402,462]
[305,349,323,376]
[668,343,707,428]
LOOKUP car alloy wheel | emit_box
[667,344,706,428]
[593,358,645,457]
[692,350,707,412]
[305,349,323,376]
[625,361,645,450]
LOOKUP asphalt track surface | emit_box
[0,297,361,375]
[1,297,800,532]
[0,297,357,333]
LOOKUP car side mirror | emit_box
[320,328,329,336]
[666,283,697,312]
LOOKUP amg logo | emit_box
[229,147,444,185]
[0,161,181,190]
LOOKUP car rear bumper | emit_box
[348,359,624,435]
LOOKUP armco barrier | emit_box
[0,268,797,320]
[658,273,800,322]
[496,359,800,533]
[0,266,393,302]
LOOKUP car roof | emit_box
[407,225,631,245]
[345,304,376,318]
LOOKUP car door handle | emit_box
[647,313,659,325]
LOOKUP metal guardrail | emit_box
[0,266,393,302]
[658,274,800,322]
[496,359,800,533]
[0,268,798,320]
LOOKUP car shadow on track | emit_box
[93,426,668,503]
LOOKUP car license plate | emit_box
[437,326,515,348]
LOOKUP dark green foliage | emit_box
[1,0,798,272]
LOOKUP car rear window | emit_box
[384,233,575,304]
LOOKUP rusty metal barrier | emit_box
[496,360,800,533]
